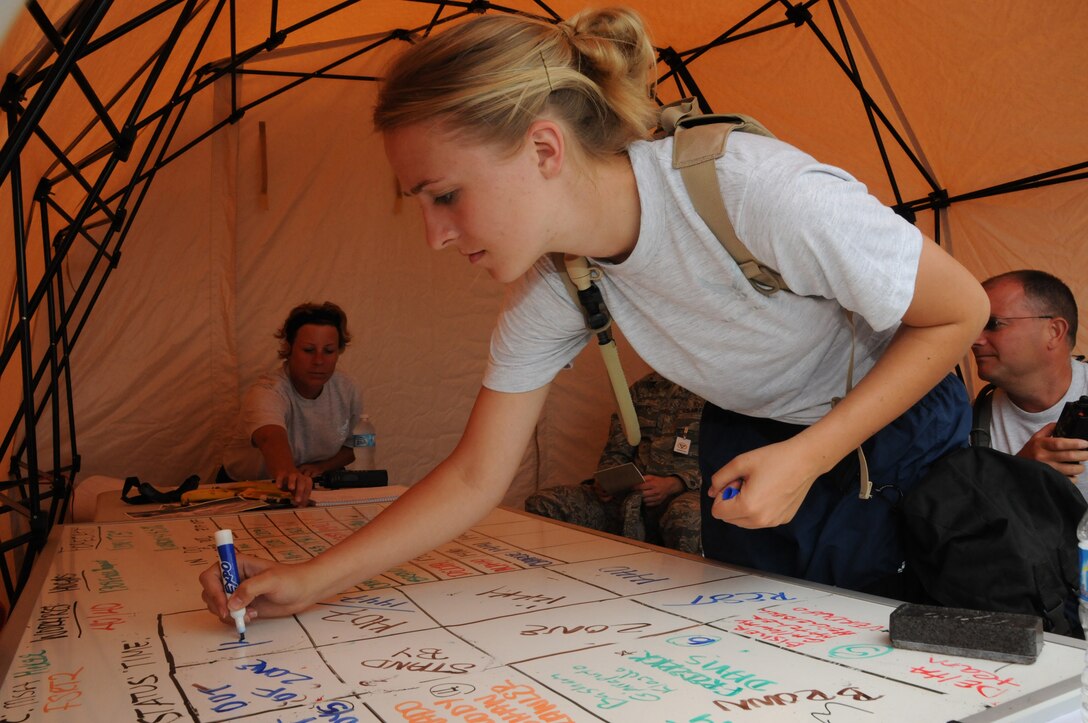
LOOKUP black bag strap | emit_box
[970,356,1088,449]
[971,356,1088,449]
[970,383,996,449]
[550,253,641,445]
[121,474,200,505]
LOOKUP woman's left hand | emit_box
[706,437,826,528]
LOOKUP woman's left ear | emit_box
[527,119,564,178]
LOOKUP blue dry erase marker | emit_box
[721,483,743,500]
[214,529,247,641]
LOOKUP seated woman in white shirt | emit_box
[221,301,363,506]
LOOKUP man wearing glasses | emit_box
[971,269,1088,500]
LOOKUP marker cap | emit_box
[215,529,234,546]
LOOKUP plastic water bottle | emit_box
[1078,509,1088,721]
[348,415,377,471]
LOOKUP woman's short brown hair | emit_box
[275,301,351,358]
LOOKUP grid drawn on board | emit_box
[0,501,1082,723]
[210,504,567,591]
[155,507,1088,721]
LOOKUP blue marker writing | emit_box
[214,529,247,641]
[721,482,743,500]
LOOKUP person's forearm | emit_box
[669,458,702,490]
[294,385,550,602]
[793,319,981,475]
[791,239,988,475]
[308,447,355,474]
[253,426,298,476]
[644,474,683,493]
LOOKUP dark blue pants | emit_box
[699,373,970,595]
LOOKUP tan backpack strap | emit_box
[661,98,776,141]
[673,124,788,296]
[662,101,872,498]
[660,97,787,296]
[551,254,641,446]
[829,310,872,500]
[659,97,700,136]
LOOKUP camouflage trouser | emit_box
[524,484,702,554]
[651,490,702,555]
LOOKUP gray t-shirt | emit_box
[222,365,363,479]
[484,133,922,424]
[989,359,1088,500]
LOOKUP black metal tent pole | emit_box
[0,0,202,412]
[17,0,190,90]
[788,5,941,194]
[37,0,204,345]
[822,0,905,209]
[0,0,393,605]
[8,0,401,395]
[0,0,199,604]
[106,0,230,263]
[804,0,946,243]
[664,0,1062,247]
[657,0,790,102]
[896,163,1088,217]
[0,0,114,187]
[5,105,43,599]
[38,193,78,529]
[26,5,125,150]
[0,0,113,604]
[0,0,119,469]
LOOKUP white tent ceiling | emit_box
[0,0,1085,602]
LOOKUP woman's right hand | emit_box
[272,469,314,506]
[199,553,320,624]
[252,424,314,506]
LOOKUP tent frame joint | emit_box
[928,189,950,209]
[0,72,23,113]
[785,4,813,27]
[265,31,287,51]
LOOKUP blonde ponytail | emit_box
[374,8,659,158]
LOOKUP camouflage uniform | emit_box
[524,372,704,553]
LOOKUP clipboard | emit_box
[594,463,645,495]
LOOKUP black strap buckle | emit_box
[120,475,200,505]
